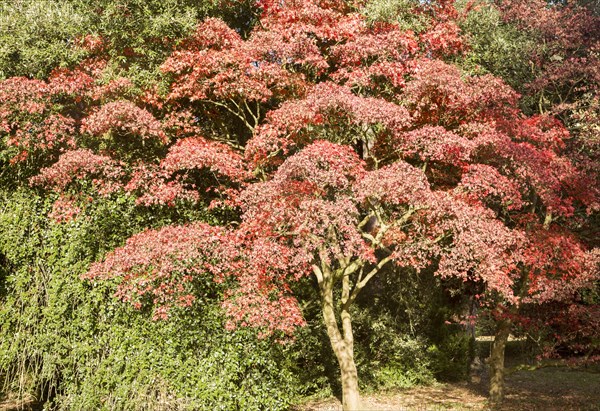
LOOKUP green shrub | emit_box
[370,335,436,389]
[0,189,298,410]
[427,333,473,381]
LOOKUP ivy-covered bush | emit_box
[0,189,298,410]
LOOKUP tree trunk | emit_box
[319,269,362,410]
[321,298,361,410]
[489,319,512,407]
[334,339,361,411]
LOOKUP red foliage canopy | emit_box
[1,0,597,337]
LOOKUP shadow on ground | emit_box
[295,361,600,410]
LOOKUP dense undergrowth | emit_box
[0,188,296,409]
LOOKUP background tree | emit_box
[457,0,600,404]
[0,0,257,82]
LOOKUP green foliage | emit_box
[80,0,202,85]
[0,1,90,79]
[281,315,340,400]
[427,332,473,381]
[0,189,297,410]
[351,267,475,386]
[368,335,436,390]
[56,306,296,410]
[456,0,535,105]
[361,0,429,32]
[0,0,253,81]
[277,281,346,399]
[350,283,436,389]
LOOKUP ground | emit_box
[294,363,600,411]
